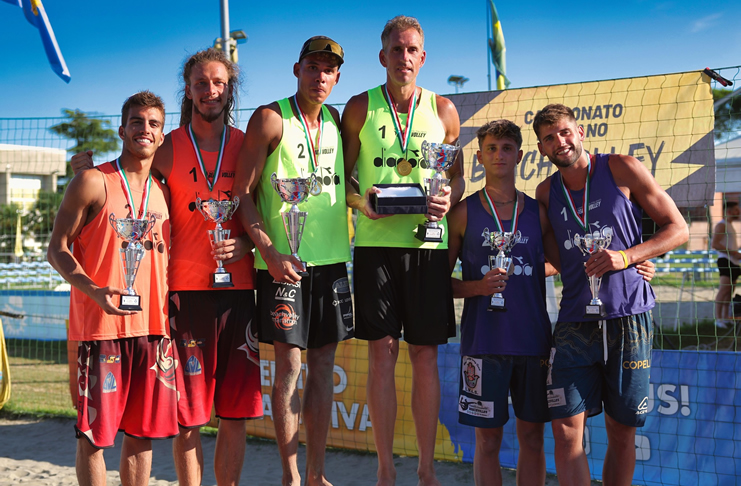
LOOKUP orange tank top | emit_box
[168,125,255,290]
[69,162,170,341]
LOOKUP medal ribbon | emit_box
[187,123,226,192]
[383,84,417,155]
[483,188,519,234]
[560,154,591,233]
[293,95,323,173]
[113,158,151,219]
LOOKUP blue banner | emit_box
[438,344,741,485]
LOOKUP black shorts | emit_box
[717,258,741,282]
[257,263,354,350]
[353,247,455,345]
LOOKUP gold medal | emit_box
[309,178,323,196]
[396,158,412,177]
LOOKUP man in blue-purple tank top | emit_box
[448,120,561,485]
[534,104,688,486]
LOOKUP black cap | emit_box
[298,36,344,66]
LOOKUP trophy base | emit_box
[488,295,506,312]
[415,224,443,243]
[211,272,235,288]
[584,304,605,317]
[119,294,142,311]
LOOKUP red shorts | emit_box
[75,336,179,449]
[170,290,263,427]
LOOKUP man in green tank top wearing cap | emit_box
[233,36,352,486]
[342,16,463,486]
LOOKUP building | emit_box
[0,144,66,209]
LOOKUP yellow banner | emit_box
[450,71,715,207]
[243,340,463,461]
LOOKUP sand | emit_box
[0,417,592,485]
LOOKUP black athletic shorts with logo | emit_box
[257,262,354,350]
[353,246,456,345]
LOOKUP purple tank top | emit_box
[459,192,552,357]
[547,153,655,322]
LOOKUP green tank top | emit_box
[355,85,448,249]
[254,97,351,269]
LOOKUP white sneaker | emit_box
[715,320,730,329]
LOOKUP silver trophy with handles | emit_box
[109,213,156,310]
[270,172,319,277]
[195,197,240,288]
[482,228,521,311]
[573,226,613,317]
[416,141,461,242]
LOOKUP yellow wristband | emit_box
[618,250,629,269]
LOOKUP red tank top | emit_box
[69,162,170,341]
[168,125,255,290]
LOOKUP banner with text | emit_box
[439,345,741,485]
[448,71,715,207]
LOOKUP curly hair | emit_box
[179,48,240,127]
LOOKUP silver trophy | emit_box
[483,228,521,311]
[109,213,156,310]
[416,141,461,242]
[270,172,319,277]
[573,226,614,317]
[195,197,240,288]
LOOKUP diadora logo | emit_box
[99,354,121,364]
[180,339,206,348]
[271,303,300,330]
[636,396,649,415]
[315,167,341,187]
[102,372,117,393]
[373,149,427,170]
[185,356,202,376]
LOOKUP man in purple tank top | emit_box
[448,120,559,485]
[534,104,688,486]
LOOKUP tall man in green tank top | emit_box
[342,16,463,486]
[233,36,353,486]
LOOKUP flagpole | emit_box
[486,0,491,91]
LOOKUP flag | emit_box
[14,212,23,259]
[2,0,71,83]
[488,0,510,90]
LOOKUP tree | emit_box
[50,109,120,179]
[713,88,741,142]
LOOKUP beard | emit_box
[548,143,583,169]
[193,100,227,123]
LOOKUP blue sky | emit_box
[1,0,740,120]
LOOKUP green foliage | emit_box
[713,88,741,141]
[25,190,65,240]
[49,109,119,179]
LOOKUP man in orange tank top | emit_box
[70,49,262,486]
[48,91,177,486]
[152,49,262,486]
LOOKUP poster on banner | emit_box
[448,71,715,207]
